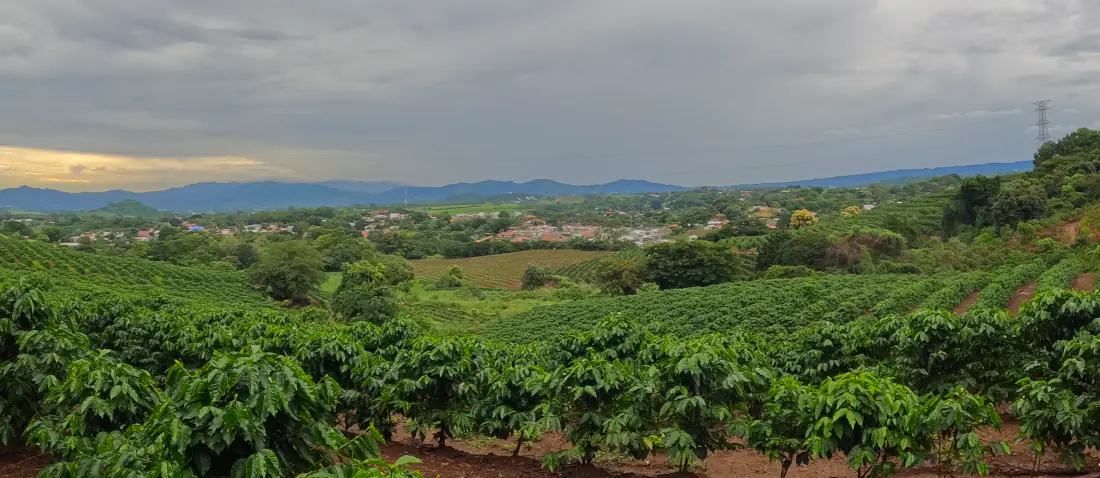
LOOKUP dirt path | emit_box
[1007,281,1037,316]
[952,291,982,314]
[1072,273,1097,292]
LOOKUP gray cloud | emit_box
[1,0,1099,190]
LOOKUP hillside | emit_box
[0,235,270,306]
[479,255,1099,343]
[97,199,161,217]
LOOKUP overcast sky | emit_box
[1,0,1098,192]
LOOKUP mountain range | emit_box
[0,160,1032,213]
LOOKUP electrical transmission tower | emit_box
[1034,100,1052,148]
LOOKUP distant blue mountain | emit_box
[729,161,1032,188]
[0,161,1033,213]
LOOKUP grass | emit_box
[400,284,569,335]
[410,250,612,289]
[321,272,342,293]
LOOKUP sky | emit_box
[1,0,1099,192]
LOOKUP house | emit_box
[540,233,569,243]
[244,224,263,233]
[217,229,234,236]
[862,204,877,211]
[188,225,206,232]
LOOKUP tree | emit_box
[232,243,260,269]
[1034,127,1100,168]
[645,241,746,289]
[991,180,1047,230]
[789,210,818,229]
[841,206,862,217]
[39,225,64,243]
[943,176,1000,235]
[0,221,31,237]
[249,240,326,303]
[372,254,415,288]
[594,257,647,295]
[435,265,465,289]
[332,262,399,324]
[521,264,551,290]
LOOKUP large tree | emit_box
[1034,127,1100,168]
[644,240,746,289]
[249,240,326,303]
[331,261,399,324]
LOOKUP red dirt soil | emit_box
[1072,273,1097,292]
[952,291,982,314]
[0,446,51,478]
[1007,281,1037,316]
[14,422,1100,478]
[385,423,1100,478]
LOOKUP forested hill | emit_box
[1,161,1031,212]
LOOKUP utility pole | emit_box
[404,188,408,208]
[1033,100,1052,148]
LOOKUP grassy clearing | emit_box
[321,271,342,293]
[400,284,569,335]
[410,250,612,289]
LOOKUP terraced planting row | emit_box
[410,249,611,289]
[0,236,270,306]
[553,249,644,283]
[479,273,956,342]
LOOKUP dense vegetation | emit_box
[0,235,270,306]
[6,276,1100,477]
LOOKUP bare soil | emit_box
[387,422,1100,478]
[0,446,51,478]
[1072,273,1097,292]
[1007,281,1037,316]
[952,291,982,314]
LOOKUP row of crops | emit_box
[481,254,1100,343]
[0,235,271,306]
[553,248,643,282]
[479,273,942,342]
[9,275,1100,477]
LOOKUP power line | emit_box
[1034,100,1052,148]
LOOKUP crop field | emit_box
[0,235,270,306]
[412,202,536,215]
[410,249,612,288]
[478,273,939,342]
[554,248,644,283]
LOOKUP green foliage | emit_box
[971,260,1045,310]
[434,265,465,289]
[27,350,162,460]
[644,240,748,289]
[1034,127,1100,168]
[250,240,327,303]
[482,274,930,343]
[0,235,269,306]
[594,257,648,295]
[386,337,484,447]
[333,262,399,324]
[743,377,815,478]
[807,372,926,478]
[521,264,551,291]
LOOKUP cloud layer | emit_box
[1,0,1099,190]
